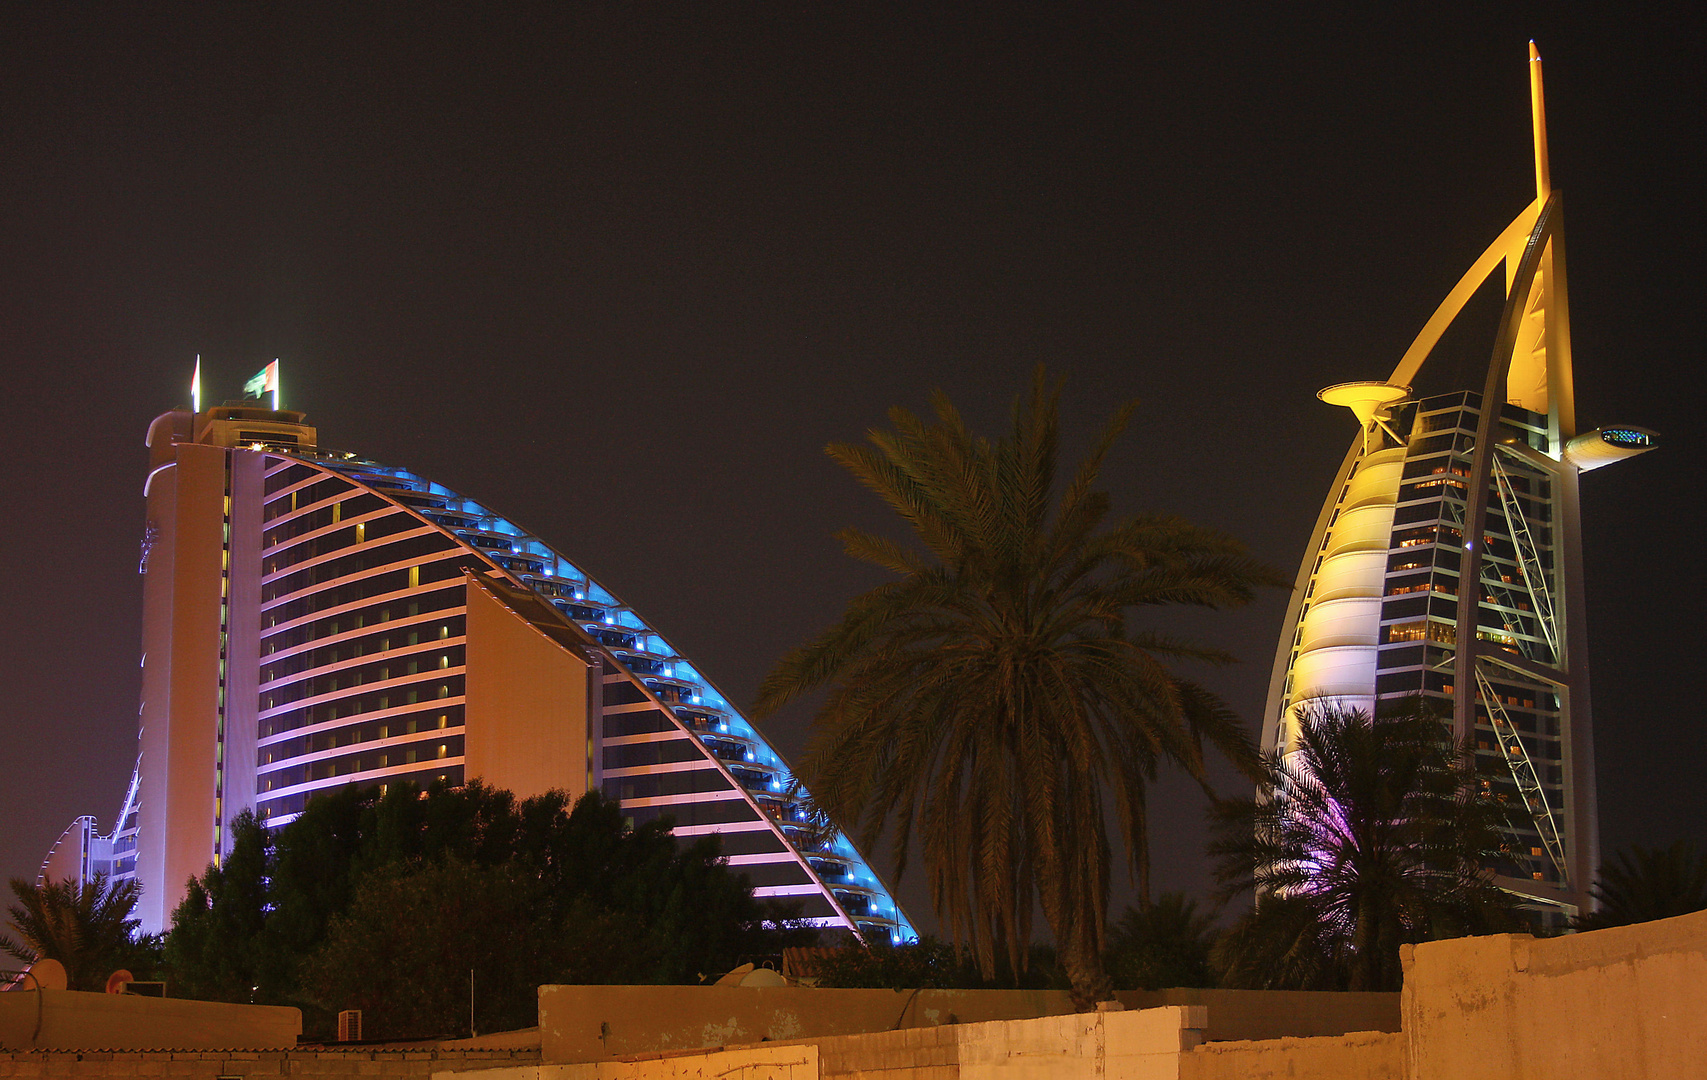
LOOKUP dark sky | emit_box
[2,5,1701,930]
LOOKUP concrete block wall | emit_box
[1180,1031,1404,1080]
[537,987,1074,1064]
[1401,907,1707,1080]
[0,1047,538,1078]
[1115,989,1397,1043]
[954,1007,1205,1080]
[813,1021,961,1080]
[536,983,1399,1065]
[550,1045,819,1080]
[511,1006,1208,1080]
[450,1046,819,1080]
[0,990,301,1051]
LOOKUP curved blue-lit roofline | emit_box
[300,450,916,943]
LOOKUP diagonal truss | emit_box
[1474,664,1568,882]
[1490,451,1559,656]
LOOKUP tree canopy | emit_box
[2,873,153,992]
[1575,841,1707,931]
[166,782,811,1038]
[1104,893,1218,991]
[756,367,1281,1006]
[1210,701,1519,991]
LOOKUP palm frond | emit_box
[755,368,1282,1003]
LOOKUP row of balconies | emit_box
[309,458,914,942]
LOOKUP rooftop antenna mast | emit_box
[1529,41,1551,201]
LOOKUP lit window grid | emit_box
[258,452,914,942]
[1274,395,1570,886]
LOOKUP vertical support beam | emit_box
[1454,195,1561,750]
[1529,42,1552,201]
[1556,458,1599,909]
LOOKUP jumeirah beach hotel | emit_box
[44,359,913,940]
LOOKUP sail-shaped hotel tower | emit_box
[1264,46,1655,919]
[52,394,914,939]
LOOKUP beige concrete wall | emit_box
[810,1021,960,1080]
[460,1045,820,1080]
[0,1046,537,1077]
[537,984,1397,1065]
[464,577,593,801]
[538,986,1076,1063]
[955,1007,1204,1080]
[517,1006,1205,1080]
[1180,1031,1404,1080]
[1401,907,1707,1080]
[0,988,299,1051]
[1116,989,1398,1042]
[521,913,1707,1080]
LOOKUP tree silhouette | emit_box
[1574,841,1707,930]
[1104,894,1218,990]
[166,783,812,1037]
[1210,701,1518,991]
[2,874,145,991]
[756,367,1280,1006]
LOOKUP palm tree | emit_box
[1574,841,1707,930]
[754,368,1281,1007]
[2,874,144,991]
[1209,701,1519,992]
[1104,893,1218,990]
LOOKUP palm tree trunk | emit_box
[1035,845,1114,1009]
[1349,894,1377,992]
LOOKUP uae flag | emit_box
[243,360,280,407]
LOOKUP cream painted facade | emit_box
[463,576,600,801]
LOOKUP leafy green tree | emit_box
[1104,894,1217,990]
[2,874,150,991]
[1209,701,1519,992]
[607,829,756,982]
[164,810,278,1001]
[810,936,981,989]
[755,368,1280,1006]
[358,778,525,873]
[266,783,374,961]
[1574,841,1707,930]
[165,783,812,1034]
[301,857,567,1038]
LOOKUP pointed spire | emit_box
[1529,41,1551,201]
[191,355,201,414]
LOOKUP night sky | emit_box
[2,5,1701,931]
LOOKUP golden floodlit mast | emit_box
[1263,44,1657,921]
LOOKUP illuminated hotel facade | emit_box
[1263,47,1655,917]
[57,399,913,940]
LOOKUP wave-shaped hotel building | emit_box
[49,379,913,939]
[1264,46,1655,919]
